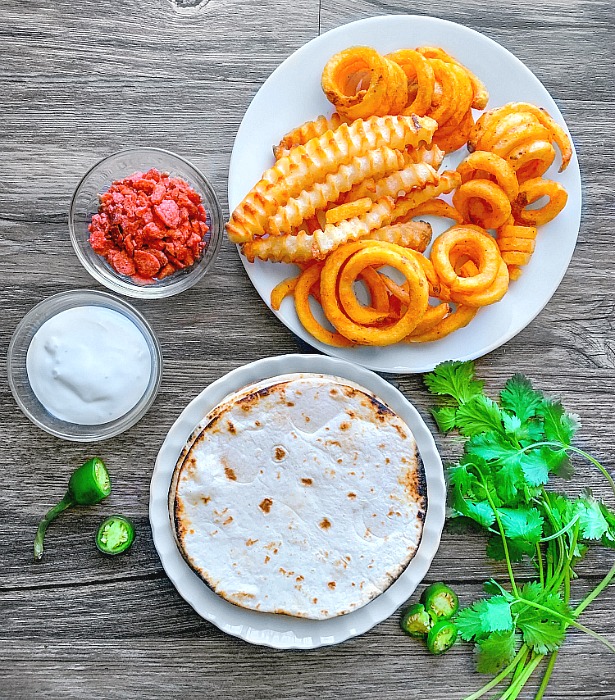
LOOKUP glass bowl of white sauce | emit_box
[8,290,162,441]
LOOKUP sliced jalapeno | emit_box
[400,603,433,638]
[426,619,458,655]
[96,515,135,555]
[421,582,459,619]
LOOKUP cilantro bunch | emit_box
[424,361,615,700]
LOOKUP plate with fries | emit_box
[227,15,581,373]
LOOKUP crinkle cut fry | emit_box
[368,221,433,253]
[267,146,406,237]
[390,170,462,223]
[345,162,439,203]
[242,197,395,263]
[273,114,346,160]
[226,115,438,243]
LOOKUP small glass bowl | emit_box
[8,290,162,442]
[69,147,223,299]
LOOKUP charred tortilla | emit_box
[170,373,426,620]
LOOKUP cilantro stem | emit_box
[535,543,544,588]
[512,597,615,654]
[477,472,519,597]
[538,514,579,543]
[462,645,529,700]
[499,653,543,700]
[574,561,615,616]
[547,522,580,595]
[534,652,558,700]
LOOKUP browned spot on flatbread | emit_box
[227,420,236,435]
[222,516,233,526]
[259,498,273,513]
[201,495,211,505]
[246,538,258,546]
[224,465,237,481]
[296,575,304,582]
[319,518,332,530]
[232,592,255,601]
[339,421,350,431]
[301,478,313,486]
[264,555,271,563]
[328,581,336,589]
[274,446,286,461]
[347,492,356,499]
[312,598,318,604]
[394,423,408,440]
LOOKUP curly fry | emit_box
[386,49,435,116]
[457,151,519,201]
[453,179,512,229]
[431,225,502,293]
[294,264,353,347]
[270,274,300,310]
[512,178,568,226]
[402,199,464,224]
[406,304,478,343]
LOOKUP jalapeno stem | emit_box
[33,495,75,560]
[33,458,111,561]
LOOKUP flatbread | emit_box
[170,373,426,620]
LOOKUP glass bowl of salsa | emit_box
[69,147,223,299]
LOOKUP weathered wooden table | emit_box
[2,0,614,697]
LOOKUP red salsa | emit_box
[88,168,209,282]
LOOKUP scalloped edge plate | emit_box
[149,354,445,648]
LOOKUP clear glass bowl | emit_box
[8,290,163,442]
[69,147,223,299]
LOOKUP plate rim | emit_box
[149,353,445,649]
[228,14,582,375]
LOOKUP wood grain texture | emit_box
[1,0,614,698]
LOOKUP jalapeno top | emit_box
[96,515,135,555]
[34,458,112,561]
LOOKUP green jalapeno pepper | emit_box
[421,582,459,619]
[400,603,433,637]
[34,458,111,560]
[426,619,458,655]
[96,515,135,555]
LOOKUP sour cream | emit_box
[26,306,152,425]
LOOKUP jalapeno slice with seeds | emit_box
[96,515,135,555]
[426,619,458,655]
[400,603,433,637]
[421,582,459,619]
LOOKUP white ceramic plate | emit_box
[228,15,581,374]
[149,354,445,648]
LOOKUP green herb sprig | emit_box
[424,361,615,700]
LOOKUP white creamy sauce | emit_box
[26,306,152,425]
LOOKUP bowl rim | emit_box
[69,146,223,300]
[7,289,163,441]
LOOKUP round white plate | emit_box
[149,354,445,648]
[228,15,581,374]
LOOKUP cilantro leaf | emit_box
[476,630,520,674]
[486,535,534,563]
[431,405,458,433]
[576,496,609,540]
[538,400,580,448]
[499,507,544,544]
[518,448,551,487]
[500,374,544,423]
[456,596,513,641]
[515,583,570,654]
[424,360,484,405]
[456,396,503,437]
